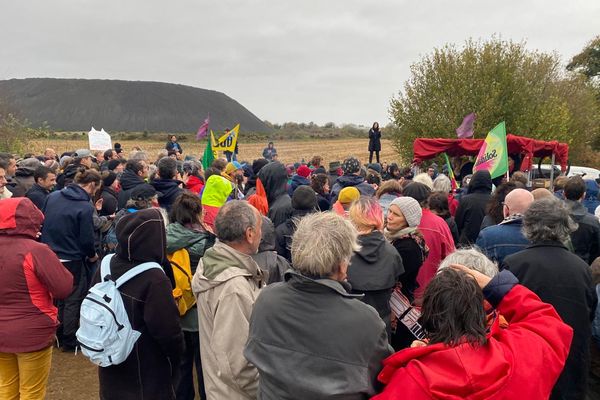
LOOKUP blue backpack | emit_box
[76,254,163,367]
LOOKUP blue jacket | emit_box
[287,175,310,196]
[41,184,96,260]
[476,218,530,266]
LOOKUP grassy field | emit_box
[31,138,402,165]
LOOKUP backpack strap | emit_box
[115,262,164,289]
[100,254,115,282]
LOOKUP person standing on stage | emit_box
[368,122,382,164]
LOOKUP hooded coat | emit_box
[151,178,183,212]
[252,216,291,284]
[192,241,266,400]
[331,174,376,203]
[94,208,184,400]
[117,169,146,210]
[373,271,573,400]
[503,242,597,399]
[201,175,233,230]
[244,271,393,399]
[0,198,73,353]
[41,184,96,261]
[185,175,204,195]
[455,170,492,245]
[259,162,292,227]
[348,230,404,337]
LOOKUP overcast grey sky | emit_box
[1,0,598,125]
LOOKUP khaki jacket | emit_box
[192,240,265,400]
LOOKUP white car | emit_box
[538,164,599,181]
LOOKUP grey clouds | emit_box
[1,0,598,125]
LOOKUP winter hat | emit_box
[297,165,311,178]
[225,161,243,176]
[368,163,382,174]
[252,158,269,176]
[338,186,360,204]
[17,158,41,173]
[389,197,422,228]
[403,182,432,205]
[131,184,161,201]
[312,167,326,175]
[342,157,361,174]
[292,185,317,210]
[329,161,341,173]
[102,171,118,188]
[107,159,121,171]
[74,149,91,159]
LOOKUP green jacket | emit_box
[166,222,215,331]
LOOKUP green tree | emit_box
[567,35,600,82]
[389,38,600,163]
[0,100,50,154]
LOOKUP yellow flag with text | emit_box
[211,124,240,155]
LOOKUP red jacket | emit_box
[414,209,455,299]
[373,282,573,400]
[0,198,73,353]
[186,175,204,195]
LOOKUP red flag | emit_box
[456,113,476,138]
[196,114,210,140]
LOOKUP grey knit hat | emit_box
[389,196,422,228]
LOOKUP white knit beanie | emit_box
[389,196,422,227]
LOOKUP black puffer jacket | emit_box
[259,162,292,227]
[348,230,404,337]
[455,170,492,245]
[95,209,184,400]
[117,169,145,210]
[100,187,118,216]
[252,216,291,284]
[244,271,393,399]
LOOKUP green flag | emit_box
[202,136,214,171]
[473,121,508,179]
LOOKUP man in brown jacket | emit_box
[192,200,265,400]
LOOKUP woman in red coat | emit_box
[0,198,73,400]
[373,265,573,400]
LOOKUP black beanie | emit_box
[102,171,118,188]
[291,186,317,211]
[403,182,432,205]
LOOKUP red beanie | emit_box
[297,165,311,178]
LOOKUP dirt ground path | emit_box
[47,345,600,399]
[47,348,97,399]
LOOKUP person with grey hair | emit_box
[244,212,393,399]
[475,188,534,265]
[439,247,498,278]
[503,198,597,399]
[433,173,459,216]
[192,201,265,400]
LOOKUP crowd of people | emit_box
[0,142,599,400]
